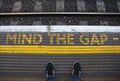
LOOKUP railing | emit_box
[0,12,120,16]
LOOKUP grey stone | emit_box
[56,21,65,25]
[34,1,42,12]
[116,0,120,12]
[96,0,106,12]
[10,21,18,25]
[77,0,86,11]
[0,0,2,9]
[56,0,64,11]
[100,21,109,25]
[79,21,88,25]
[33,21,42,25]
[104,0,118,12]
[12,1,22,12]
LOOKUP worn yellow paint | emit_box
[113,37,119,41]
[5,33,109,45]
[0,46,120,54]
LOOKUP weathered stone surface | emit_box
[96,0,106,12]
[12,1,22,12]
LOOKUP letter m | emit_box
[6,33,17,44]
